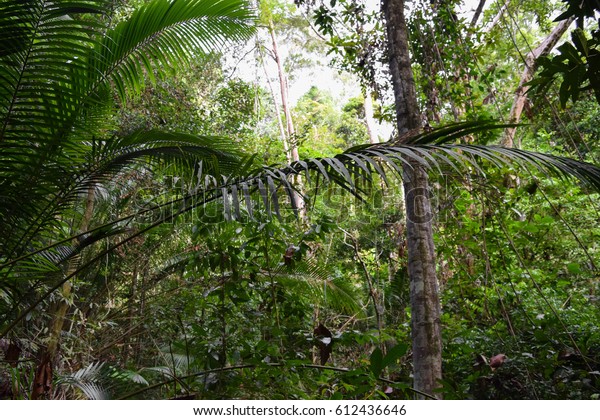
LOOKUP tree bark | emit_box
[363,86,379,144]
[502,17,574,147]
[267,19,305,218]
[259,44,292,163]
[268,19,299,162]
[383,0,443,399]
[470,0,487,28]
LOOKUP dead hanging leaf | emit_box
[283,245,298,267]
[314,324,333,365]
[489,354,508,371]
[5,342,21,367]
[473,353,488,369]
[31,354,53,400]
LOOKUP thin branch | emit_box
[117,362,436,400]
[470,0,486,28]
[498,221,596,370]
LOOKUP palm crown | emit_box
[0,0,255,257]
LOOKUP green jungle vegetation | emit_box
[1,0,600,400]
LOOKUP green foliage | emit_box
[294,87,370,157]
[432,165,600,399]
[531,0,600,107]
[3,0,600,402]
[296,0,387,91]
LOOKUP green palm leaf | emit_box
[91,0,255,101]
[0,0,257,339]
[0,0,255,256]
[0,0,255,145]
[224,122,600,222]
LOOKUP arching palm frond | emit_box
[0,0,255,144]
[0,130,245,259]
[56,361,109,400]
[56,361,153,400]
[0,0,256,255]
[0,132,249,336]
[0,0,257,341]
[213,122,600,224]
[95,0,256,101]
[0,0,107,144]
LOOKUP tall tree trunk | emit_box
[363,86,379,144]
[383,0,443,399]
[502,17,574,147]
[259,44,292,163]
[267,19,305,217]
[268,19,299,162]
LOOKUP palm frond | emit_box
[0,0,256,258]
[273,261,365,316]
[95,0,256,101]
[56,361,152,399]
[57,361,109,400]
[0,0,255,144]
[209,122,600,223]
[0,0,107,144]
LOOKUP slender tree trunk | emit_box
[363,86,379,144]
[470,0,487,28]
[502,17,574,147]
[383,0,443,399]
[268,19,298,162]
[267,19,305,217]
[259,44,292,163]
[33,186,96,399]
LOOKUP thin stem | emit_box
[117,362,436,400]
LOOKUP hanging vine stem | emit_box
[498,5,600,236]
[497,220,596,371]
[116,362,436,400]
[478,190,516,338]
[486,218,540,399]
[488,218,537,327]
[532,175,598,272]
[340,228,384,347]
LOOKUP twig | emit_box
[117,362,436,400]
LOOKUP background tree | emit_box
[382,0,442,399]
